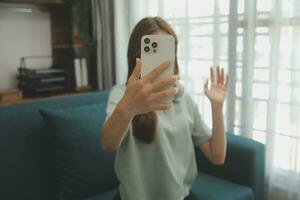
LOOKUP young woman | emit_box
[101,17,229,200]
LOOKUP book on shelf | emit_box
[19,68,66,75]
[17,67,70,97]
[17,76,67,84]
[74,58,89,88]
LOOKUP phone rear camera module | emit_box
[144,46,150,52]
[152,42,158,48]
[144,38,150,44]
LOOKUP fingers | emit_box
[149,87,178,102]
[213,65,227,86]
[143,60,171,83]
[150,103,172,111]
[210,66,215,83]
[204,79,209,95]
[129,58,141,81]
[217,66,222,84]
[224,74,229,88]
[221,67,224,84]
[207,65,229,87]
[151,75,180,92]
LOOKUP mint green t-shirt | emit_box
[106,84,211,200]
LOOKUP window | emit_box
[146,0,300,196]
[149,0,230,127]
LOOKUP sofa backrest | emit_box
[0,91,110,200]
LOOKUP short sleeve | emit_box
[191,100,212,146]
[105,85,126,121]
[105,84,130,145]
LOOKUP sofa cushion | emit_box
[0,91,108,200]
[191,172,254,200]
[39,103,119,199]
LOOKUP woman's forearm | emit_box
[209,102,226,164]
[101,100,134,151]
[101,60,178,151]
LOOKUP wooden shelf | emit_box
[0,0,98,101]
[0,89,97,106]
[53,44,70,49]
[74,86,92,92]
[53,44,94,50]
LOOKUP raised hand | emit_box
[120,58,180,117]
[204,66,229,105]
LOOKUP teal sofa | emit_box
[0,90,265,200]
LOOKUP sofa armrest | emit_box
[195,133,265,200]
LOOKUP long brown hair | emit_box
[127,16,179,144]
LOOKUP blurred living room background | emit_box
[0,0,299,199]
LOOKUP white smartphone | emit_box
[141,35,175,102]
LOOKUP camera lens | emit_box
[152,42,158,48]
[144,46,150,52]
[144,38,150,44]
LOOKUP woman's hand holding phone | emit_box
[118,58,179,118]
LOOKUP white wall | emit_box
[0,8,52,90]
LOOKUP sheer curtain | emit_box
[91,0,116,89]
[230,0,300,199]
[114,0,300,199]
